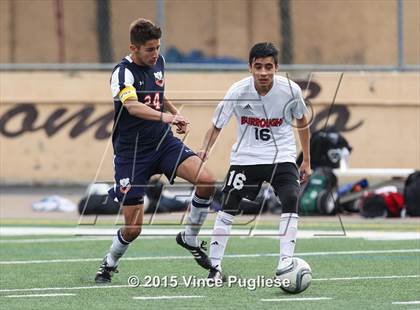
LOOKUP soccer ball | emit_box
[276,257,312,293]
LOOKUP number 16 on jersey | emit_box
[254,128,271,141]
[227,171,246,190]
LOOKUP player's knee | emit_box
[199,169,216,186]
[279,187,299,213]
[123,226,142,242]
[196,170,216,197]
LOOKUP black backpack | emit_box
[358,194,388,218]
[358,191,405,218]
[78,194,120,215]
[297,130,352,169]
[404,171,420,216]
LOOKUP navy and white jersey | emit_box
[110,55,171,158]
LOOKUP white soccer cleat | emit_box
[276,257,294,274]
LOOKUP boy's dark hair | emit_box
[129,18,162,45]
[249,42,279,65]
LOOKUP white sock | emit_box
[278,213,298,269]
[106,229,130,267]
[209,211,234,270]
[184,194,211,247]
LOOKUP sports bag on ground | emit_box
[78,194,120,215]
[358,191,405,218]
[299,167,338,215]
[404,171,420,216]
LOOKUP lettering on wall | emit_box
[0,80,363,140]
[0,103,113,139]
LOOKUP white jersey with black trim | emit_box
[213,75,308,165]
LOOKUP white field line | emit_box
[261,297,332,302]
[0,236,173,244]
[392,301,420,305]
[0,237,113,244]
[1,227,419,240]
[0,285,130,293]
[4,293,76,298]
[1,275,419,294]
[133,295,204,300]
[0,248,419,265]
[314,275,420,281]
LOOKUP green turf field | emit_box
[1,225,419,310]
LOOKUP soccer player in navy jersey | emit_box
[95,18,215,283]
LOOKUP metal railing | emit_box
[0,63,419,72]
[1,0,418,72]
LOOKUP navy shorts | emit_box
[109,135,196,205]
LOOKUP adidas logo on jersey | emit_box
[243,104,252,110]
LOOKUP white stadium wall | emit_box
[0,71,419,184]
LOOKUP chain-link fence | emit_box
[0,0,419,70]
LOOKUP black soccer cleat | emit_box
[95,257,119,283]
[207,267,226,283]
[176,232,212,270]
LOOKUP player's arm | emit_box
[124,98,186,124]
[197,125,222,161]
[198,88,235,161]
[197,87,236,161]
[292,85,312,182]
[111,68,187,125]
[296,115,311,182]
[163,96,188,134]
[118,84,186,125]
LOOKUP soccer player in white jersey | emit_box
[179,42,311,280]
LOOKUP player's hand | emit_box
[299,160,312,183]
[175,122,188,134]
[197,150,209,161]
[162,113,189,125]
